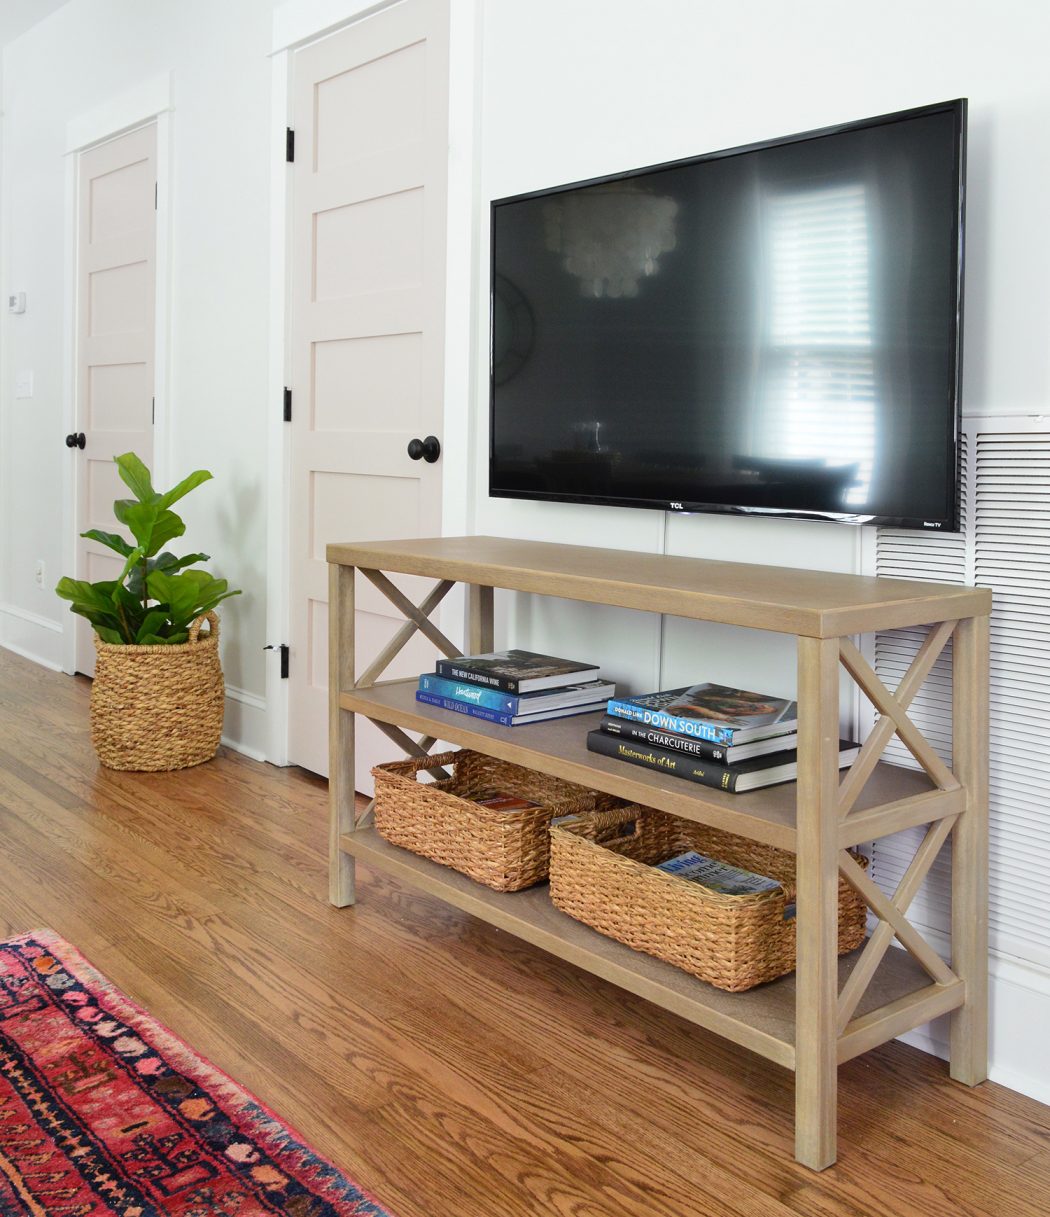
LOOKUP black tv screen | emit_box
[489,100,966,530]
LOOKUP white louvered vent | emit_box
[871,424,1050,969]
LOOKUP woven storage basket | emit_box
[371,749,620,891]
[90,611,225,772]
[549,804,868,992]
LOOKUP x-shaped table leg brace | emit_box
[836,822,959,1031]
[355,571,459,689]
[352,571,460,826]
[838,620,960,819]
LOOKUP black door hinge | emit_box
[264,643,290,678]
[283,387,292,422]
[285,128,295,163]
[151,396,155,424]
[154,181,158,209]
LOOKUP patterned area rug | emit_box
[0,930,393,1216]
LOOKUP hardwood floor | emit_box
[1,647,1048,1216]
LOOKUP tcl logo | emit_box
[670,502,684,510]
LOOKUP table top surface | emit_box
[327,535,990,637]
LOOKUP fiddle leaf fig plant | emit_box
[56,452,241,645]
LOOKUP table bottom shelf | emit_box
[340,828,961,1070]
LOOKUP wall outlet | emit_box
[34,559,45,589]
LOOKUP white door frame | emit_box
[60,75,174,676]
[265,0,481,765]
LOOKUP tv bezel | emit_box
[488,98,967,532]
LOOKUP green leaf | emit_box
[135,610,170,642]
[144,510,187,556]
[154,551,210,573]
[114,452,157,503]
[116,545,146,587]
[56,578,117,615]
[118,502,186,557]
[95,626,124,644]
[127,552,211,599]
[158,469,212,510]
[79,529,134,557]
[147,569,201,629]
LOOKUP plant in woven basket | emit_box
[55,452,241,772]
[55,452,240,644]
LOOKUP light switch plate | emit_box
[14,371,34,399]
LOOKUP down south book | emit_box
[604,682,798,746]
[586,730,859,793]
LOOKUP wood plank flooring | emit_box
[1,648,1048,1216]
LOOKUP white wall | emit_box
[0,0,277,750]
[472,0,1050,1103]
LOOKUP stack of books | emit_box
[587,682,859,792]
[416,648,615,727]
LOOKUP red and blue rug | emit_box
[0,930,393,1216]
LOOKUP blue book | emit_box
[415,689,606,727]
[419,672,614,715]
[604,682,798,746]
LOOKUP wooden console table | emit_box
[326,535,991,1170]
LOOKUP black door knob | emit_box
[407,435,441,463]
[65,432,86,450]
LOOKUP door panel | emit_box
[74,123,157,675]
[288,0,449,783]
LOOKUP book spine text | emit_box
[599,715,726,760]
[586,729,738,791]
[416,689,515,726]
[603,700,733,745]
[419,674,518,713]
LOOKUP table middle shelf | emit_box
[341,680,956,851]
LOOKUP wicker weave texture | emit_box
[90,612,225,772]
[372,749,618,891]
[550,805,868,992]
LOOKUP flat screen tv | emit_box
[489,99,966,531]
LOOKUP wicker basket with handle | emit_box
[371,748,621,891]
[550,804,868,992]
[90,611,225,772]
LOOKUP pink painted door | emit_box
[74,123,157,675]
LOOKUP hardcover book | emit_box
[416,689,606,727]
[434,649,600,693]
[604,682,798,746]
[586,729,858,793]
[419,673,615,714]
[597,715,798,763]
[656,851,782,896]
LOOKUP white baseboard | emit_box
[895,947,1050,1109]
[222,685,268,762]
[0,603,63,670]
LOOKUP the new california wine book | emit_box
[604,682,798,746]
[597,714,799,763]
[434,648,600,694]
[416,689,606,727]
[585,729,858,793]
[419,673,615,714]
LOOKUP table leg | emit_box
[467,583,494,654]
[794,635,841,1169]
[329,562,356,907]
[949,614,989,1084]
